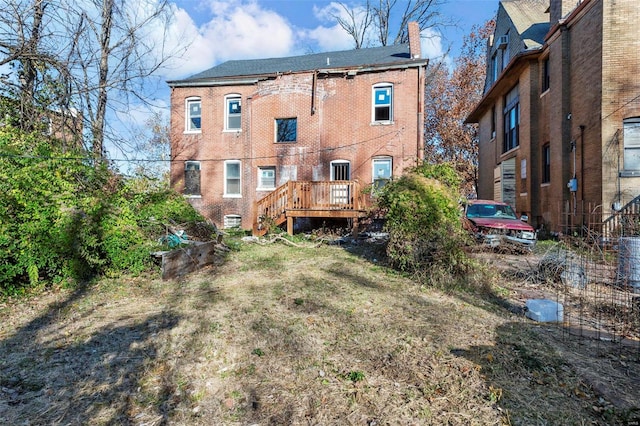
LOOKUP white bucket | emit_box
[525,299,563,323]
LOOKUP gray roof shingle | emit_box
[501,0,549,49]
[169,43,422,85]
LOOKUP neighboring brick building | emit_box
[467,0,640,234]
[167,23,427,231]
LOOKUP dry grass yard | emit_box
[0,238,639,425]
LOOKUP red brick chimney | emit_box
[408,21,421,59]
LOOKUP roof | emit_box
[168,43,427,86]
[501,0,549,49]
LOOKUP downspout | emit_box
[417,63,424,163]
[311,70,317,115]
[579,124,585,205]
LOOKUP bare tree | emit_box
[0,0,72,132]
[424,20,494,196]
[66,0,174,160]
[130,110,170,183]
[331,1,374,49]
[0,0,179,160]
[334,0,449,48]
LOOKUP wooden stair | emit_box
[253,180,368,236]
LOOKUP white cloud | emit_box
[162,0,296,80]
[300,25,354,53]
[421,27,447,59]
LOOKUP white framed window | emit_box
[503,85,519,153]
[372,83,393,123]
[225,95,241,131]
[258,166,276,190]
[184,161,201,196]
[185,97,202,132]
[275,118,297,142]
[224,214,242,229]
[624,118,640,171]
[372,157,392,189]
[330,160,350,181]
[224,160,241,197]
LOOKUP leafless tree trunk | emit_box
[0,0,178,160]
[335,0,448,48]
[331,1,373,49]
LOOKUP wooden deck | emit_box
[253,180,369,236]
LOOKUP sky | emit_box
[114,0,499,168]
[162,0,498,81]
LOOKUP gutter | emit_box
[167,78,262,88]
[167,59,429,88]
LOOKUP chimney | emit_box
[408,21,421,59]
[550,0,578,24]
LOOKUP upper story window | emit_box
[372,157,392,190]
[224,160,241,197]
[184,161,201,196]
[491,105,497,139]
[372,83,393,123]
[186,97,201,132]
[491,53,499,84]
[258,166,276,190]
[623,118,640,172]
[275,118,297,142]
[542,144,551,183]
[541,57,550,93]
[225,95,241,131]
[503,85,520,153]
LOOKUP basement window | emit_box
[224,215,242,229]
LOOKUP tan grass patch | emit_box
[0,241,634,424]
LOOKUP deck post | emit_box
[351,217,359,238]
[287,216,294,235]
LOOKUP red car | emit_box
[464,199,537,249]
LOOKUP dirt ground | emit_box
[0,237,639,425]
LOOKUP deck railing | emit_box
[254,180,367,232]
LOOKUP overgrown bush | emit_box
[0,126,212,295]
[376,163,473,287]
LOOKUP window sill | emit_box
[540,88,550,97]
[223,129,242,133]
[501,145,520,156]
[183,194,202,198]
[620,171,640,178]
[371,121,394,126]
[223,194,242,198]
[540,182,550,187]
[183,130,202,135]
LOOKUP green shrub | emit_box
[0,126,211,294]
[376,164,471,286]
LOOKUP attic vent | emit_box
[497,35,509,50]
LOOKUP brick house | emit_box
[168,23,427,233]
[467,0,640,234]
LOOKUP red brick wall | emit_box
[170,66,424,229]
